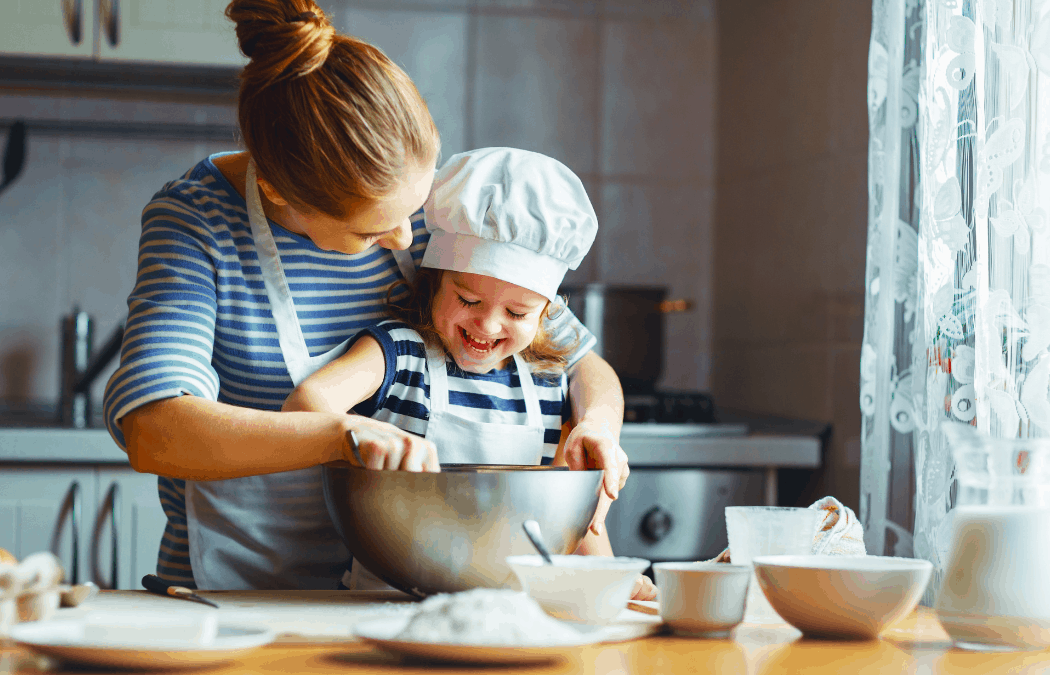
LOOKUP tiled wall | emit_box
[0,0,717,411]
[712,0,871,511]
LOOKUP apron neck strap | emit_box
[512,353,542,426]
[391,248,416,284]
[425,343,450,413]
[245,160,311,367]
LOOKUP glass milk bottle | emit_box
[936,422,1050,651]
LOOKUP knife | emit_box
[141,574,220,609]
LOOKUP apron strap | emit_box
[512,353,543,427]
[391,248,416,284]
[245,161,311,366]
[425,343,450,413]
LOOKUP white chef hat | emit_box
[422,147,598,301]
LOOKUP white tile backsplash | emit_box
[0,136,65,403]
[600,18,716,182]
[472,13,599,173]
[329,7,470,159]
[603,0,715,22]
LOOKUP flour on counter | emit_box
[395,589,581,645]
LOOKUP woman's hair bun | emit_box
[226,0,336,86]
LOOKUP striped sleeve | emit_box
[103,187,223,450]
[544,297,596,367]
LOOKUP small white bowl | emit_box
[652,562,751,637]
[752,555,933,640]
[506,555,650,624]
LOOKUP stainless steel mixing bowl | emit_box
[321,462,603,597]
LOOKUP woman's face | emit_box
[259,164,435,255]
[432,271,549,373]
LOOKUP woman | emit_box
[102,0,629,592]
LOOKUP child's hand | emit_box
[631,574,657,601]
[561,419,629,535]
[344,416,440,472]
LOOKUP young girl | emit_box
[284,148,655,598]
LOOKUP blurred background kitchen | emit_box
[0,0,869,575]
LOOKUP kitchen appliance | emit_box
[560,284,691,393]
[322,463,602,597]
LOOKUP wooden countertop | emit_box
[5,604,1050,674]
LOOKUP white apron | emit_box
[186,161,417,590]
[347,344,547,590]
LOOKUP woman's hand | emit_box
[344,415,440,472]
[561,418,629,535]
[631,574,658,601]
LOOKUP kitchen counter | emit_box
[4,595,1047,674]
[0,425,820,469]
[0,428,127,463]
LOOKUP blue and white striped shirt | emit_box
[101,153,595,588]
[353,320,570,458]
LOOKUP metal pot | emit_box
[560,284,692,393]
[322,462,602,597]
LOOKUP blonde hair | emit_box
[226,0,440,217]
[386,269,578,376]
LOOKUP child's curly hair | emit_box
[386,268,578,376]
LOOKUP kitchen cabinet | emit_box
[0,1,96,58]
[0,465,165,590]
[0,467,97,584]
[97,0,244,66]
[1,0,244,67]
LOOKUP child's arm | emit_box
[282,336,387,414]
[553,422,615,558]
[554,423,658,601]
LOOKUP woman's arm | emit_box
[562,351,629,535]
[123,394,439,480]
[282,336,386,414]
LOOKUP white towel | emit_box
[809,496,866,556]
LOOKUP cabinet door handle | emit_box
[61,0,83,46]
[100,0,120,47]
[50,481,81,585]
[91,483,121,589]
[108,483,120,590]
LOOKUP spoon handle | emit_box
[522,520,554,565]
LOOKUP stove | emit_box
[607,392,825,563]
[623,391,718,425]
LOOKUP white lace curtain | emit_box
[863,0,1050,602]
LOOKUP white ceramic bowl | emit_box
[752,555,933,639]
[652,562,751,637]
[506,555,650,624]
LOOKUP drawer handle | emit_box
[61,0,82,46]
[49,481,81,585]
[91,483,121,589]
[100,0,120,47]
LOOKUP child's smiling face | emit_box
[432,271,549,373]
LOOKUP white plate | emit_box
[9,618,275,671]
[353,616,592,665]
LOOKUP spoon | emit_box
[522,520,554,565]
